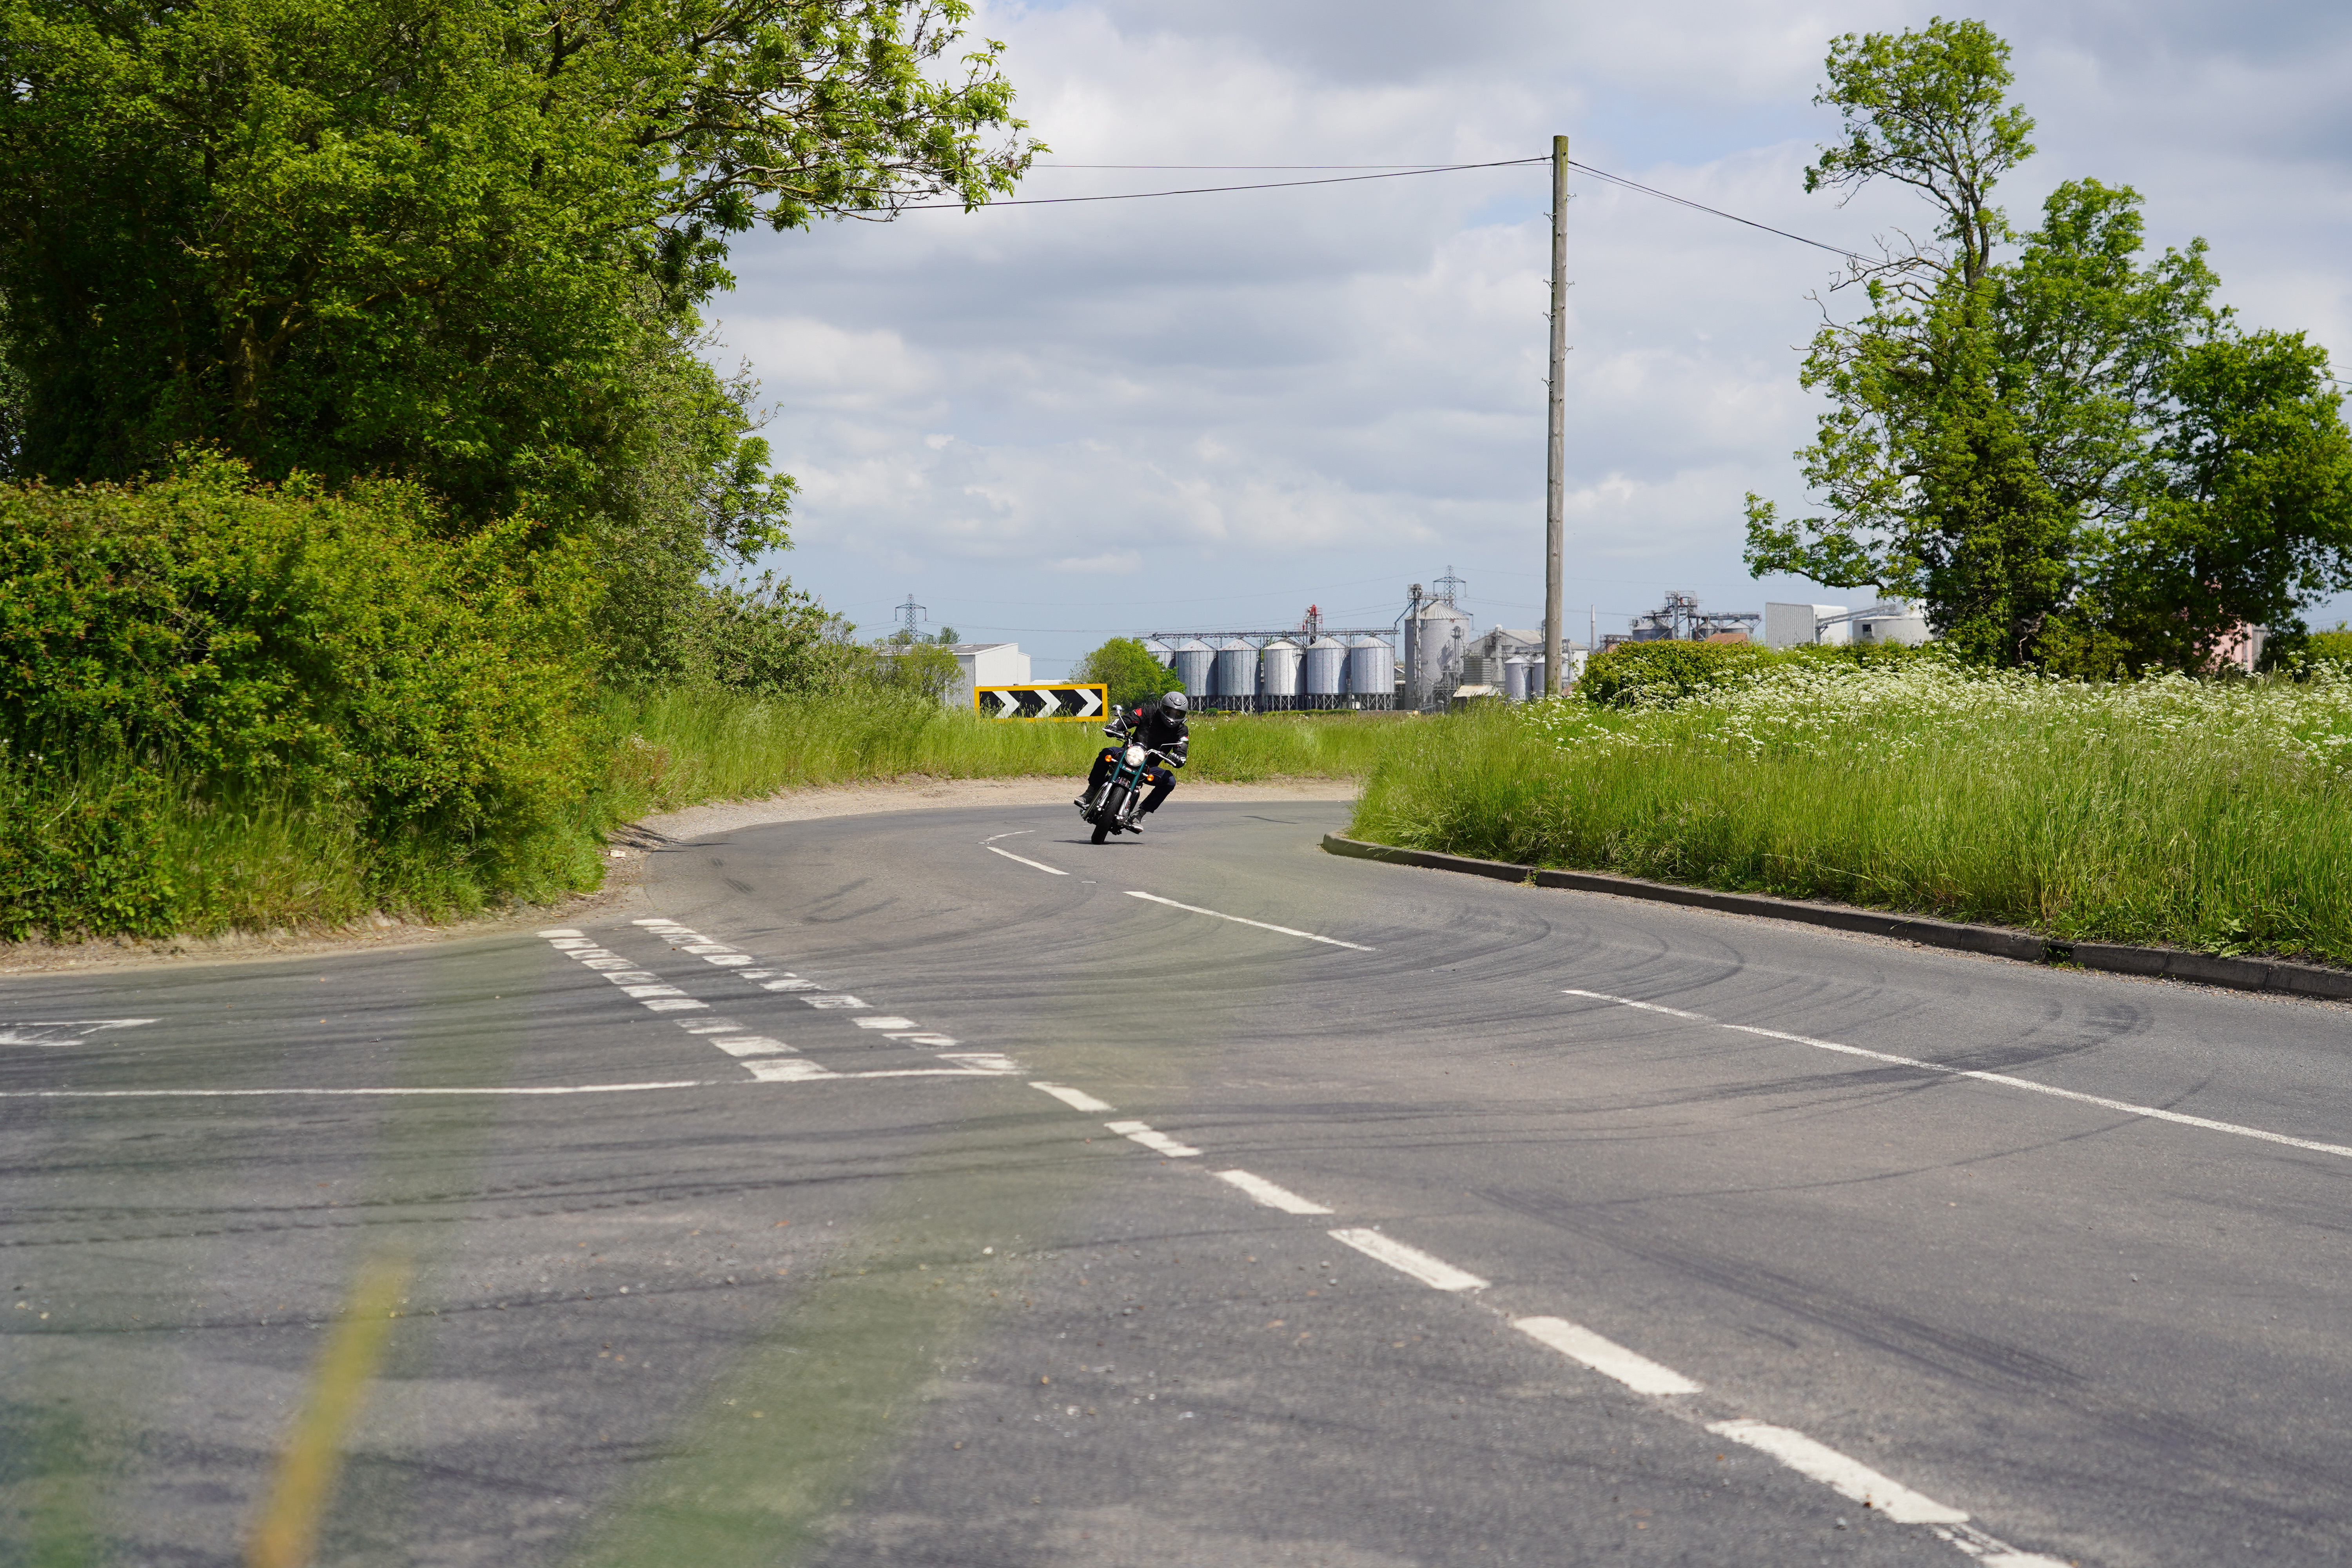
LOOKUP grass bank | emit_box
[4,692,1396,942]
[597,689,1399,816]
[1351,662,2352,967]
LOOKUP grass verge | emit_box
[1350,663,2352,967]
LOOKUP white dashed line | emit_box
[1512,1316,1702,1395]
[704,1035,794,1058]
[1103,1120,1201,1158]
[1706,1420,1969,1524]
[0,1019,160,1047]
[851,1016,919,1030]
[1565,987,2352,1161]
[1216,1169,1332,1215]
[1327,1228,1487,1291]
[742,1059,837,1082]
[987,845,1070,876]
[1033,1082,1115,1113]
[1123,891,1375,951]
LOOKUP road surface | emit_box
[5,798,2349,1566]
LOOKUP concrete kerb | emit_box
[1319,833,2352,1004]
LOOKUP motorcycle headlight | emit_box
[1124,746,1146,766]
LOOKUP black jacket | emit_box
[1107,698,1189,764]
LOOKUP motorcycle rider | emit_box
[1080,690,1191,828]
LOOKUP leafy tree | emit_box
[1744,18,2352,670]
[1074,637,1184,707]
[0,0,1038,671]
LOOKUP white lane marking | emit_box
[1124,891,1374,951]
[680,943,736,955]
[2,1082,717,1097]
[851,1016,919,1030]
[0,1020,161,1047]
[678,1018,746,1034]
[1706,1419,1969,1524]
[755,976,820,989]
[1513,1316,1702,1395]
[1216,1169,1333,1215]
[1103,1120,1201,1158]
[638,998,709,1013]
[884,1031,960,1047]
[801,995,867,1009]
[987,844,1069,877]
[703,955,754,966]
[1565,988,2352,1161]
[1327,1228,1487,1291]
[707,1036,795,1058]
[618,984,687,998]
[744,1059,837,1082]
[939,1053,1020,1073]
[631,918,682,927]
[1033,1082,1115,1113]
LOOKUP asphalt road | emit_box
[5,797,2350,1567]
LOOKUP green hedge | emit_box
[1575,637,1933,708]
[0,459,604,936]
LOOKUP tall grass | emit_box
[1351,663,2352,966]
[4,690,1394,941]
[597,689,1396,816]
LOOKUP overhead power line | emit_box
[909,151,1869,263]
[897,157,1546,209]
[1566,160,1867,263]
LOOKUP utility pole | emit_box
[1544,134,1569,697]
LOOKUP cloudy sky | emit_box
[716,0,2352,675]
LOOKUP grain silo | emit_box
[1260,638,1301,705]
[1503,655,1532,703]
[1347,635,1395,708]
[1170,639,1214,698]
[1214,645,1259,709]
[1303,636,1347,702]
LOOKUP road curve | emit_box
[4,796,2348,1566]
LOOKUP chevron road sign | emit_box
[975,684,1108,721]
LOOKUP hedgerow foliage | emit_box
[0,458,604,935]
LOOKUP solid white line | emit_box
[1032,1082,1115,1113]
[1327,1228,1487,1291]
[1513,1316,1702,1395]
[1124,891,1374,950]
[1564,988,2352,1161]
[987,844,1069,876]
[1104,1120,1201,1158]
[0,1082,715,1097]
[1706,1419,1969,1524]
[1216,1169,1333,1215]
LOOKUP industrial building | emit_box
[1147,571,1588,712]
[1760,601,1932,648]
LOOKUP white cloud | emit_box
[720,0,2352,670]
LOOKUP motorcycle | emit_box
[1080,743,1168,844]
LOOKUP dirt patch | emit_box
[0,775,1356,976]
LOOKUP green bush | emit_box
[0,458,604,935]
[1575,637,1935,708]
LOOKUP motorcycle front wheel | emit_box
[1092,784,1129,844]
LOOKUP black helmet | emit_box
[1163,690,1190,717]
